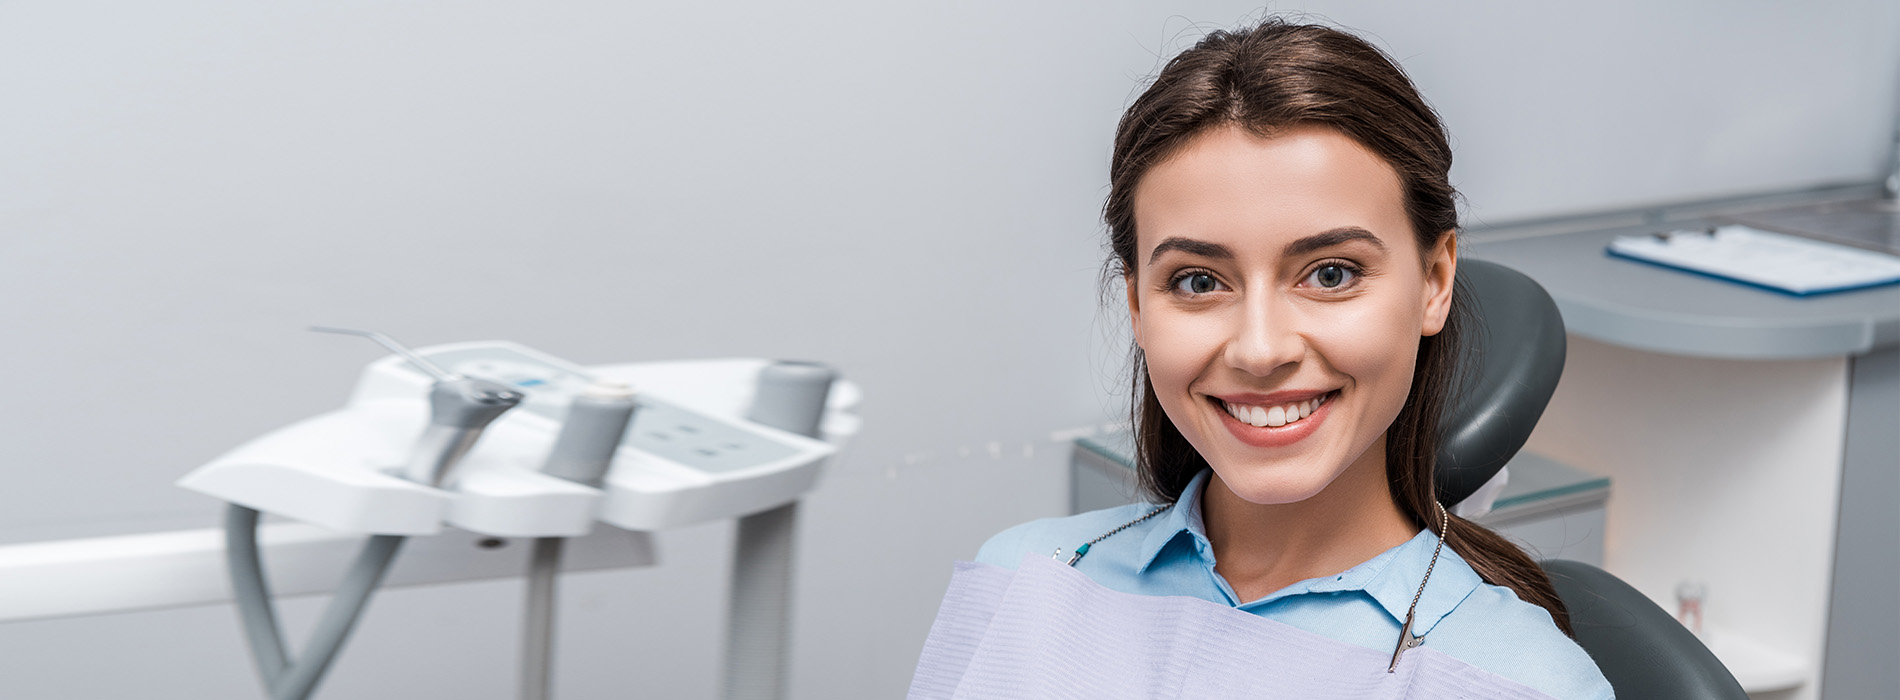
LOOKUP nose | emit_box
[1223,293,1304,377]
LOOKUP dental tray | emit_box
[179,343,854,536]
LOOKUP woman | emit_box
[921,18,1612,700]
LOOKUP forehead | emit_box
[1131,124,1415,265]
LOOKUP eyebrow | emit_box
[1282,227,1388,257]
[1146,237,1234,265]
[1146,227,1389,266]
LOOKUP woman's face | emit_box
[1127,124,1455,506]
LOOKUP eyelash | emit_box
[1160,259,1367,297]
[1163,268,1224,296]
[1300,259,1366,291]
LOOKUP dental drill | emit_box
[226,328,523,700]
[311,327,528,487]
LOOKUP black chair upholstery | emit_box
[1545,560,1750,700]
[1441,259,1747,700]
[1435,259,1568,507]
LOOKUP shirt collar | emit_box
[1338,526,1482,637]
[1135,468,1214,573]
[1134,468,1481,636]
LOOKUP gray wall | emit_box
[0,1,1894,698]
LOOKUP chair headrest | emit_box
[1435,259,1568,507]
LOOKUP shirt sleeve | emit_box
[974,520,1038,568]
[1431,583,1617,700]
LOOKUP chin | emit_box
[1211,465,1344,505]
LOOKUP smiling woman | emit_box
[913,17,1613,700]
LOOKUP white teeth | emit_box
[1224,392,1330,429]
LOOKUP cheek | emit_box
[1312,294,1425,419]
[1316,302,1419,368]
[1135,302,1228,392]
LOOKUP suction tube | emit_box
[225,504,406,700]
[723,362,836,700]
[226,505,288,682]
[540,381,636,489]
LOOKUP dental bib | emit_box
[908,554,1558,700]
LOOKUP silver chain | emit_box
[1085,504,1171,549]
[1387,500,1451,673]
[1059,503,1171,566]
[1406,500,1450,619]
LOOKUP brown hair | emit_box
[1103,18,1571,635]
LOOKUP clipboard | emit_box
[1606,225,1900,297]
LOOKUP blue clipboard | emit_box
[1605,225,1900,297]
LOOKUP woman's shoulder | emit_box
[1435,577,1616,700]
[974,503,1163,569]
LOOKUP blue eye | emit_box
[1306,264,1357,289]
[1172,271,1223,295]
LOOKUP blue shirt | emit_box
[976,469,1613,700]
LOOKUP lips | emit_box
[1209,390,1337,448]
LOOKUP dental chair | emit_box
[1440,259,1749,700]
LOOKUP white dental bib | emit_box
[908,553,1559,700]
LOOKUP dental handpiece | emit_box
[309,326,525,486]
[540,381,637,487]
[401,376,524,486]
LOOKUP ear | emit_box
[1124,272,1144,348]
[1419,232,1457,337]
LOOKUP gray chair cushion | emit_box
[1543,559,1749,700]
[1437,259,1569,506]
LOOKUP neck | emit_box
[1199,439,1418,602]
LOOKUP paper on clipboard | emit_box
[1606,225,1900,296]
